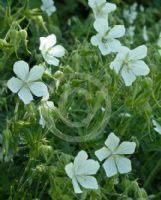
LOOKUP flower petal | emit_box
[99,42,111,55]
[28,65,45,81]
[29,82,49,97]
[115,156,132,174]
[72,177,82,194]
[95,147,111,161]
[91,35,101,47]
[77,159,100,175]
[108,25,125,38]
[50,45,65,58]
[116,142,136,154]
[105,132,120,152]
[18,87,33,104]
[108,39,122,52]
[129,45,147,60]
[77,176,98,190]
[121,67,136,86]
[88,0,106,8]
[13,60,29,80]
[103,156,117,177]
[152,119,161,134]
[39,34,56,51]
[110,48,128,73]
[65,162,74,179]
[7,77,23,93]
[74,150,88,173]
[43,53,60,66]
[93,18,108,35]
[131,60,150,76]
[105,2,117,13]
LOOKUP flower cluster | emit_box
[89,0,150,86]
[65,133,136,193]
[7,34,65,104]
[90,0,125,55]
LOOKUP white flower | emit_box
[39,34,65,66]
[88,0,116,19]
[110,45,150,86]
[7,60,48,104]
[152,119,161,135]
[39,101,54,128]
[142,25,149,42]
[95,132,136,177]
[126,26,135,37]
[65,150,100,194]
[41,0,56,16]
[91,18,125,55]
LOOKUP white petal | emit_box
[18,87,33,104]
[74,151,88,173]
[131,60,150,76]
[103,156,117,177]
[116,142,136,154]
[105,2,117,13]
[7,77,23,93]
[152,120,161,134]
[95,147,110,161]
[93,18,108,35]
[77,159,100,175]
[129,45,147,60]
[28,65,45,81]
[39,34,56,51]
[108,39,122,52]
[77,176,98,190]
[105,132,120,152]
[72,177,82,194]
[99,42,111,55]
[43,52,59,66]
[121,67,136,86]
[115,156,132,174]
[91,35,101,46]
[88,0,106,8]
[108,25,125,38]
[110,50,128,73]
[50,45,65,58]
[29,82,49,97]
[13,60,29,80]
[65,162,74,179]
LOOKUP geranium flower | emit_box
[110,45,150,86]
[95,132,136,177]
[152,119,161,135]
[88,0,116,19]
[91,18,125,55]
[7,60,48,104]
[41,0,56,17]
[65,150,100,194]
[39,34,65,66]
